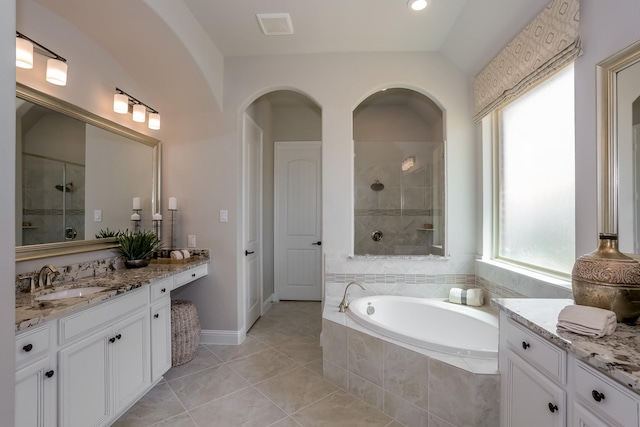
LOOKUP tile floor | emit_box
[113,301,401,427]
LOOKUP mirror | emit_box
[16,83,161,261]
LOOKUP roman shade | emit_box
[473,0,581,122]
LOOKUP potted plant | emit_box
[114,230,161,268]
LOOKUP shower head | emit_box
[370,180,384,191]
[55,182,74,192]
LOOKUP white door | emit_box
[243,113,263,329]
[275,141,322,301]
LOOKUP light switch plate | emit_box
[94,210,102,222]
[188,235,196,248]
[220,210,228,223]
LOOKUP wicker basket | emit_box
[170,299,201,366]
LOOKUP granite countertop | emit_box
[16,258,209,333]
[493,298,640,394]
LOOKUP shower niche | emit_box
[353,88,444,256]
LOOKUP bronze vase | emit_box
[572,233,640,324]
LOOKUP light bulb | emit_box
[16,38,34,69]
[132,104,146,122]
[45,58,67,86]
[148,113,161,130]
[408,0,427,11]
[113,93,129,114]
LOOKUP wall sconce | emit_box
[16,32,68,86]
[113,87,161,130]
[402,156,415,171]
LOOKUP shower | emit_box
[370,180,384,191]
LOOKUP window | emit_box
[495,64,575,276]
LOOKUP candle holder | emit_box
[152,213,163,243]
[131,209,141,233]
[169,208,177,251]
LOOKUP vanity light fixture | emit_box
[16,32,68,86]
[113,88,161,130]
[408,0,428,11]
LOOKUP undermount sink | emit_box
[35,287,107,301]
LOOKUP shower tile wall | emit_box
[22,155,85,245]
[355,158,440,256]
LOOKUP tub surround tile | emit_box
[168,364,250,410]
[494,298,640,396]
[188,387,286,427]
[348,328,384,386]
[322,319,348,368]
[428,359,476,427]
[384,342,429,410]
[291,391,393,427]
[348,372,384,411]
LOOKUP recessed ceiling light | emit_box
[408,0,428,11]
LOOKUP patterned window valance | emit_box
[473,0,581,122]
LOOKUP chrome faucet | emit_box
[338,281,365,312]
[37,264,59,290]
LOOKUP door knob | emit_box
[245,250,255,256]
[312,241,322,246]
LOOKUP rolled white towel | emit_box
[170,250,183,260]
[557,305,617,338]
[180,249,191,259]
[449,288,484,307]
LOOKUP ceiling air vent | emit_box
[256,13,294,36]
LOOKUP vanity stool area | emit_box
[495,298,640,427]
[14,258,208,427]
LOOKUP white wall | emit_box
[1,0,16,422]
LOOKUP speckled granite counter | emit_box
[493,298,640,394]
[16,258,209,333]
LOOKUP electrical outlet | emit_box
[188,235,196,248]
[94,210,102,222]
[220,210,228,223]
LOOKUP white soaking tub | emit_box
[347,296,498,358]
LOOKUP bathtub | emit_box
[347,296,498,358]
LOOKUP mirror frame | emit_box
[16,83,161,261]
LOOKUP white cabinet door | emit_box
[502,349,566,427]
[59,332,110,427]
[573,403,610,427]
[15,355,56,427]
[150,299,171,381]
[112,310,150,413]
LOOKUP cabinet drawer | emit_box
[575,361,639,427]
[59,288,148,344]
[15,325,50,367]
[504,317,566,383]
[150,278,171,302]
[174,264,208,290]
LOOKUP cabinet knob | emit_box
[109,337,116,343]
[154,313,159,319]
[116,334,122,340]
[161,288,166,293]
[22,343,33,352]
[45,370,55,378]
[548,403,558,413]
[192,273,196,277]
[592,390,605,402]
[522,341,530,350]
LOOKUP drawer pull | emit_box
[154,313,159,319]
[592,390,606,402]
[109,337,116,343]
[161,288,166,293]
[22,343,33,352]
[522,341,530,350]
[45,370,55,378]
[116,334,122,340]
[548,403,558,413]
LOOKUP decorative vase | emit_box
[572,233,640,324]
[125,259,150,269]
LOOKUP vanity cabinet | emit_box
[15,354,57,427]
[150,278,172,381]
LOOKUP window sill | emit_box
[476,258,571,292]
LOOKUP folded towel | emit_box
[449,288,484,306]
[557,305,617,338]
[180,249,191,259]
[170,250,183,260]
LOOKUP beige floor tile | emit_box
[112,381,186,427]
[291,391,393,427]
[227,348,301,384]
[255,366,338,414]
[275,336,323,364]
[268,417,303,427]
[250,324,315,347]
[188,387,286,427]
[151,412,198,427]
[163,346,223,381]
[206,335,269,362]
[168,364,250,410]
[304,358,324,376]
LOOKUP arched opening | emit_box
[353,88,444,256]
[243,90,322,328]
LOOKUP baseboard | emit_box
[200,329,246,345]
[262,293,275,314]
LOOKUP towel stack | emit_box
[170,249,191,260]
[557,305,617,338]
[449,288,484,307]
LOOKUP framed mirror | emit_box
[16,83,161,261]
